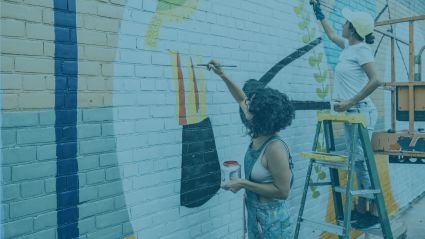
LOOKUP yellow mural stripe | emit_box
[123,235,136,239]
[320,155,399,239]
[195,55,207,121]
[187,53,197,124]
[145,15,163,48]
[169,50,181,124]
[376,155,399,215]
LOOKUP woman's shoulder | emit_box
[265,139,290,158]
[353,42,372,51]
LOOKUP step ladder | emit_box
[294,113,393,239]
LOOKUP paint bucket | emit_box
[221,160,241,185]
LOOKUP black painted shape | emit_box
[292,100,330,110]
[397,137,425,152]
[397,136,416,151]
[389,155,425,164]
[180,117,221,208]
[259,37,322,85]
[389,136,425,164]
[240,38,328,112]
[54,0,79,238]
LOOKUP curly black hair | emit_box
[239,80,295,138]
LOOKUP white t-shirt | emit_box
[334,40,374,104]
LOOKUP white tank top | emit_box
[250,138,291,184]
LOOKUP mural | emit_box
[143,0,332,210]
[144,0,221,207]
[146,0,327,208]
[168,50,221,207]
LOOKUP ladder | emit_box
[294,113,393,239]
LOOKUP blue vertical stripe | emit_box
[54,0,79,238]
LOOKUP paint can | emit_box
[330,100,343,115]
[221,160,241,185]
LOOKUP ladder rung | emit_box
[314,160,349,170]
[301,217,344,236]
[310,182,332,186]
[354,224,383,234]
[300,152,347,162]
[334,187,381,199]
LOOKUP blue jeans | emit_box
[246,197,292,239]
[343,102,378,212]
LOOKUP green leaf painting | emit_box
[298,20,309,30]
[308,55,318,67]
[316,85,329,99]
[293,2,304,15]
[312,191,321,198]
[314,71,327,83]
[318,171,326,180]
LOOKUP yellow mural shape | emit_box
[168,50,207,126]
[195,54,207,120]
[320,155,399,239]
[123,236,136,239]
[145,0,200,48]
[169,50,181,122]
[187,55,198,124]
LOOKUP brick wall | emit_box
[1,0,425,239]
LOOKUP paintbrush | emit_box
[309,0,335,13]
[197,64,237,68]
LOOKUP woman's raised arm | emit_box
[208,60,253,120]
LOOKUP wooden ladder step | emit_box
[300,152,347,162]
[334,187,381,199]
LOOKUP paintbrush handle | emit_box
[197,64,237,67]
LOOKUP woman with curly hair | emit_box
[208,60,295,239]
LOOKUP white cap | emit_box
[341,8,374,38]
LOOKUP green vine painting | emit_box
[293,0,330,199]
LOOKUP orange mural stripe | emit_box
[177,52,187,125]
[190,57,200,112]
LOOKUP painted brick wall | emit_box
[1,0,425,239]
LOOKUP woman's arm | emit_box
[334,62,383,111]
[224,141,291,200]
[208,60,253,120]
[320,19,345,49]
[311,0,345,49]
[352,63,383,103]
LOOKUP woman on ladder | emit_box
[207,60,295,239]
[311,0,383,229]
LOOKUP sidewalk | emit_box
[363,194,425,239]
[399,195,425,239]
